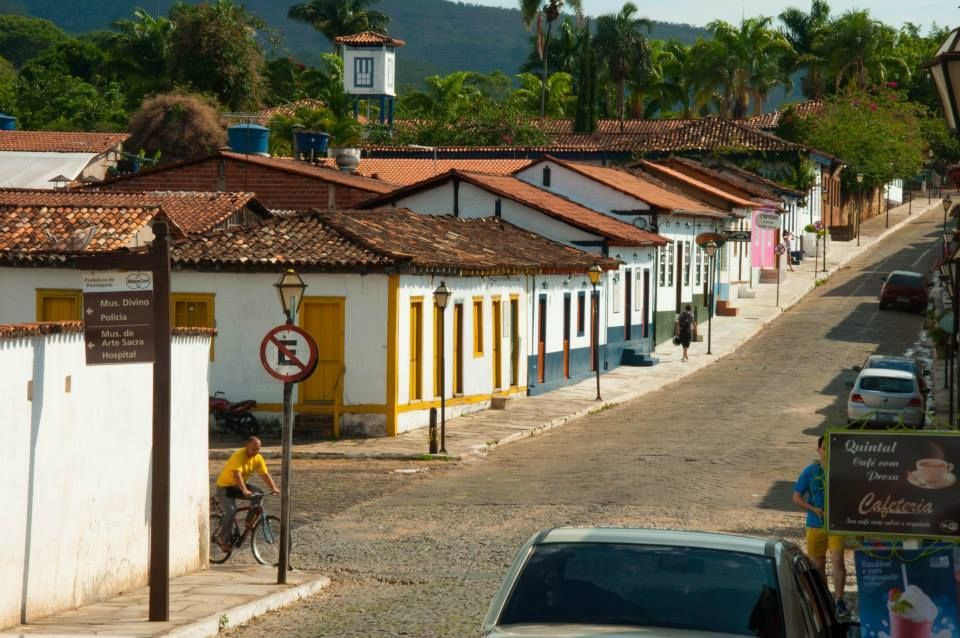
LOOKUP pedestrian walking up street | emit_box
[674,304,697,362]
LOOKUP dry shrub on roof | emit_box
[127,93,226,163]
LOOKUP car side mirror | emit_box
[851,365,861,372]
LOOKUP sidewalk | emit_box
[225,196,945,462]
[3,566,329,638]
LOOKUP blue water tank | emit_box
[294,130,330,161]
[227,122,269,156]
[0,114,16,130]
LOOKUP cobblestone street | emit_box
[222,208,942,637]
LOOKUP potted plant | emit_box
[803,223,818,255]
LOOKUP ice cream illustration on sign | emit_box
[887,585,939,638]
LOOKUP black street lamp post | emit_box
[588,264,603,400]
[703,241,717,355]
[433,281,451,453]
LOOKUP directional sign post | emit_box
[83,271,155,365]
[260,323,318,584]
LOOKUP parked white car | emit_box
[482,527,859,637]
[847,367,925,428]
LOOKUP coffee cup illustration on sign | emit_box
[907,458,957,490]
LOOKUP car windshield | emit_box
[867,359,915,375]
[860,376,915,393]
[498,542,784,637]
[887,274,923,288]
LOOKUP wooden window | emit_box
[36,289,82,321]
[171,293,215,359]
[472,297,484,356]
[576,291,585,336]
[682,241,691,287]
[354,57,374,87]
[409,299,423,401]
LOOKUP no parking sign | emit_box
[259,325,318,383]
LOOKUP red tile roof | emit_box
[0,321,83,339]
[0,131,129,154]
[92,151,399,194]
[631,161,759,209]
[0,204,180,252]
[334,31,405,47]
[742,100,826,130]
[362,170,669,247]
[0,189,267,234]
[171,209,619,275]
[258,99,327,120]
[666,157,804,200]
[523,156,727,218]
[317,157,534,185]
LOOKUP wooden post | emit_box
[149,220,171,621]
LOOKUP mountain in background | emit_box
[0,0,709,89]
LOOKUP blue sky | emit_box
[465,0,948,32]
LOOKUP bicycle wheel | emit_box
[251,514,289,566]
[209,513,232,564]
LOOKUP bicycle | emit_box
[209,493,291,566]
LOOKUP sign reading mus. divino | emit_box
[827,431,960,539]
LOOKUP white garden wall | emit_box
[3,325,210,629]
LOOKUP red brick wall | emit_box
[98,157,378,210]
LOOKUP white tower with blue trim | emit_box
[336,31,405,126]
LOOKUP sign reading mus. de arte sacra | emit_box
[827,431,960,540]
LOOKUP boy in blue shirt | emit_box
[793,435,847,615]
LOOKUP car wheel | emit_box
[879,301,886,310]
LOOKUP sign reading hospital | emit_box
[82,271,155,365]
[827,431,960,540]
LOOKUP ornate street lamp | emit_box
[703,241,717,355]
[928,29,960,427]
[587,264,603,401]
[433,281,451,453]
[274,269,307,324]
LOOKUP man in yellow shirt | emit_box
[215,436,279,551]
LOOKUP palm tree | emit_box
[518,0,583,117]
[691,18,794,118]
[400,71,482,120]
[520,16,582,78]
[594,2,651,125]
[100,8,175,102]
[288,0,389,50]
[633,40,691,118]
[510,71,574,117]
[779,0,831,98]
[823,10,907,93]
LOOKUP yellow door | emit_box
[409,300,423,401]
[301,299,344,404]
[492,300,502,390]
[453,304,464,395]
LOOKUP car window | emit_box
[887,274,923,288]
[793,558,830,637]
[859,377,915,393]
[498,543,785,637]
[867,360,915,375]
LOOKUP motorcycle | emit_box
[209,391,260,437]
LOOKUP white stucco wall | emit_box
[343,46,395,96]
[515,161,651,215]
[4,329,210,629]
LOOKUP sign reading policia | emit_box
[826,430,960,540]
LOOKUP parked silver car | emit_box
[847,367,925,428]
[482,527,859,637]
[857,354,929,396]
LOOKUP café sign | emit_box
[826,430,960,539]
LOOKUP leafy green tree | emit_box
[400,71,482,120]
[520,16,583,79]
[288,0,390,49]
[18,38,107,84]
[96,8,174,106]
[15,72,126,130]
[778,0,831,98]
[823,10,906,93]
[0,15,65,68]
[637,39,696,118]
[167,0,266,111]
[796,87,925,191]
[510,72,573,117]
[0,56,16,114]
[594,2,651,124]
[127,93,226,162]
[518,0,583,117]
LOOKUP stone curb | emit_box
[208,203,937,464]
[160,575,331,638]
